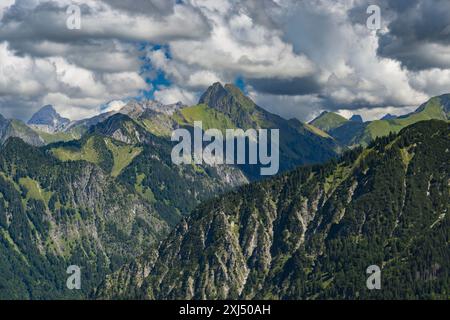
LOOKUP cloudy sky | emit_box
[0,0,449,121]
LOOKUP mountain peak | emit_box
[199,82,228,106]
[223,83,241,92]
[88,113,145,144]
[310,111,348,132]
[310,111,330,122]
[29,105,58,121]
[350,114,363,123]
[381,113,397,120]
[39,104,56,113]
[119,100,149,118]
[28,105,70,133]
[199,82,255,113]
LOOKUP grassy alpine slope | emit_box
[310,112,349,132]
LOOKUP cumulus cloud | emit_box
[154,86,197,106]
[408,69,450,97]
[275,0,430,111]
[0,41,146,120]
[0,0,449,122]
[250,91,326,123]
[374,0,450,70]
[100,99,126,113]
[145,0,317,98]
[12,40,142,73]
[337,105,418,122]
[145,0,447,120]
[0,0,209,44]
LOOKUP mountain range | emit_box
[310,94,450,147]
[2,85,449,155]
[0,83,340,298]
[1,83,343,179]
[0,83,449,299]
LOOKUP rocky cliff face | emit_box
[98,120,449,300]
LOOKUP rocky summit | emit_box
[27,105,71,133]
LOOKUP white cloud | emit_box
[337,106,417,122]
[275,1,429,110]
[0,0,209,43]
[0,42,54,96]
[249,88,325,122]
[101,99,126,113]
[408,68,450,97]
[147,0,316,94]
[187,71,222,89]
[0,42,147,120]
[154,86,197,105]
[42,92,106,120]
